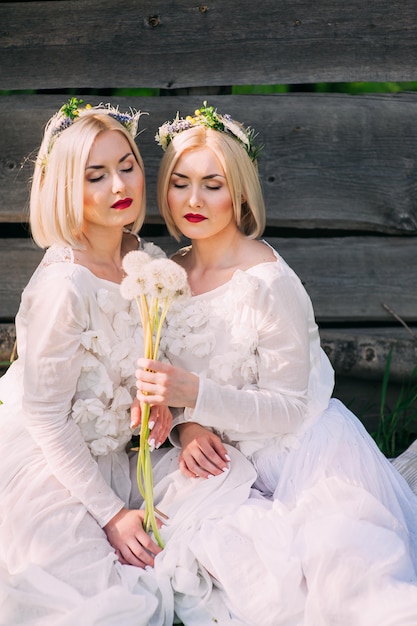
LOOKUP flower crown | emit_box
[39,98,144,171]
[155,101,262,162]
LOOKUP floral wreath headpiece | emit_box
[39,98,145,172]
[155,101,262,162]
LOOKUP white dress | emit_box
[155,244,417,626]
[0,243,176,626]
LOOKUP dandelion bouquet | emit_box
[120,250,190,547]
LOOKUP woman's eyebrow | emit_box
[171,172,224,179]
[86,152,133,170]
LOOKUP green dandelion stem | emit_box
[152,298,170,360]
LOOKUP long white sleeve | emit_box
[192,272,311,434]
[21,265,124,527]
[168,258,334,445]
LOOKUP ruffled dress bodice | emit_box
[7,245,143,456]
[162,247,335,456]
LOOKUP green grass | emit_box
[232,81,417,95]
[372,351,417,458]
[3,81,417,99]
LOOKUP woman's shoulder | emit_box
[244,241,312,306]
[28,245,75,285]
[29,245,94,293]
[243,239,276,266]
[40,244,74,267]
[246,241,299,280]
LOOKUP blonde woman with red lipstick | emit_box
[134,103,417,626]
[0,100,176,625]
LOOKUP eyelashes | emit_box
[172,183,221,191]
[88,166,134,183]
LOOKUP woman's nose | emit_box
[112,172,126,194]
[189,186,203,208]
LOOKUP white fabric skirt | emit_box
[175,400,417,626]
[2,395,417,626]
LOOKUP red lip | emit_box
[184,213,207,223]
[112,198,133,210]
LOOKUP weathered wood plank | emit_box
[321,328,417,383]
[1,235,416,322]
[269,235,417,323]
[0,238,43,319]
[2,0,417,88]
[2,93,417,233]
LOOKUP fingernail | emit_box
[225,454,231,461]
[156,441,162,449]
[207,473,214,479]
[222,466,229,472]
[149,438,155,452]
[148,420,155,430]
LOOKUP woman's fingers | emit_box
[136,359,199,408]
[130,399,172,449]
[104,508,163,569]
[148,405,172,449]
[130,396,141,428]
[180,437,230,478]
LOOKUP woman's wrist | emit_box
[181,372,200,408]
[177,422,207,447]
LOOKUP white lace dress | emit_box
[153,245,417,626]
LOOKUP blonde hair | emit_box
[157,125,265,241]
[30,111,146,248]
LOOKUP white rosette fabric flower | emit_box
[110,338,139,379]
[72,388,133,456]
[80,329,110,356]
[112,310,137,341]
[76,353,113,400]
[72,397,106,450]
[208,352,242,383]
[90,435,121,457]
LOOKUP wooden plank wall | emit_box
[1,0,417,427]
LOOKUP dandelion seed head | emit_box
[145,259,190,300]
[122,250,152,276]
[120,274,147,299]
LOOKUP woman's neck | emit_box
[175,232,274,296]
[178,230,249,295]
[73,225,130,283]
[187,230,246,272]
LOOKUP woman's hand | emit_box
[130,397,172,450]
[104,507,163,568]
[136,358,199,409]
[177,422,231,479]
